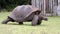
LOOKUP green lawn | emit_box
[0,12,60,34]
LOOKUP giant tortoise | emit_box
[2,5,48,26]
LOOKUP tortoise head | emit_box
[42,17,48,21]
[39,14,48,21]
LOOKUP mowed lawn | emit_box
[0,12,60,34]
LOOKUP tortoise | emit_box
[2,5,48,26]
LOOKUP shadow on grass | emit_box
[7,23,31,26]
[6,23,47,26]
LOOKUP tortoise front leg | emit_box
[32,15,39,26]
[37,19,42,25]
[18,22,23,25]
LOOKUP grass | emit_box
[0,12,60,34]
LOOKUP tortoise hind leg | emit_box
[2,16,15,24]
[2,18,10,24]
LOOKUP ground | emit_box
[0,11,60,34]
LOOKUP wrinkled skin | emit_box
[2,5,48,26]
[38,14,48,25]
[2,14,48,25]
